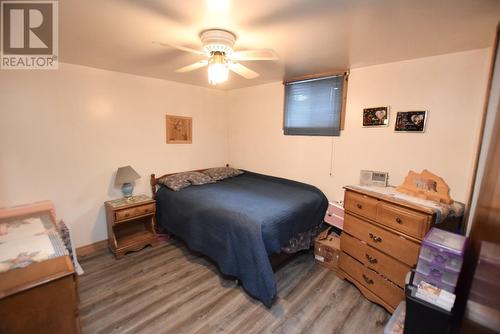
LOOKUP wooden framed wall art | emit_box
[166,115,192,144]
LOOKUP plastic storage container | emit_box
[415,258,459,286]
[412,268,456,293]
[419,228,466,273]
[384,301,406,334]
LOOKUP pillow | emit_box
[202,167,243,181]
[159,171,214,191]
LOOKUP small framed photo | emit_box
[363,107,389,127]
[166,115,192,144]
[394,111,428,132]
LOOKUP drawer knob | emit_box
[144,209,149,213]
[356,203,363,209]
[369,233,382,243]
[365,254,378,264]
[395,217,402,224]
[125,213,130,217]
[362,274,374,285]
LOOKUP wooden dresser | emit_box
[0,256,80,334]
[0,201,80,334]
[337,186,460,313]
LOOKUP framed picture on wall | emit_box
[394,111,428,132]
[363,107,389,127]
[166,115,192,143]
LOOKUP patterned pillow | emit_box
[202,167,243,181]
[186,171,215,185]
[159,171,214,191]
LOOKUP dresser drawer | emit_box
[343,213,420,266]
[339,252,404,309]
[377,202,430,239]
[115,203,155,221]
[344,190,378,220]
[340,233,411,287]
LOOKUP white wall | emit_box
[227,49,491,205]
[0,63,227,247]
[0,49,492,247]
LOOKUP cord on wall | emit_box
[329,135,334,176]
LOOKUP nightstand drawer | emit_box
[344,190,378,221]
[339,252,404,310]
[115,203,155,221]
[377,202,430,239]
[343,213,420,266]
[340,232,410,287]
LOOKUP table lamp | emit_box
[115,166,140,198]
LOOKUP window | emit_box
[283,74,346,136]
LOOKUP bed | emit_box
[150,169,328,307]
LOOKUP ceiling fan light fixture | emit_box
[208,51,229,85]
[200,29,236,56]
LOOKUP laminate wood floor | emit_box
[78,239,389,334]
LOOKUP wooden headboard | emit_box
[150,164,230,198]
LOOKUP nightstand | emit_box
[105,195,158,258]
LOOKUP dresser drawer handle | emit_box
[395,217,402,224]
[356,203,363,209]
[362,274,374,285]
[327,213,332,217]
[365,254,378,264]
[143,208,149,213]
[124,213,130,217]
[369,233,382,243]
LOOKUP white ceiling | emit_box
[60,0,500,90]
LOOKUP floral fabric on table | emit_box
[0,213,68,273]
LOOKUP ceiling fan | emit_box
[154,29,279,85]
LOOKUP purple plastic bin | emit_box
[419,228,466,273]
[412,271,456,293]
[416,258,459,286]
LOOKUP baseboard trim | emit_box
[76,240,108,258]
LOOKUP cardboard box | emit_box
[314,230,341,270]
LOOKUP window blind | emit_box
[283,75,344,136]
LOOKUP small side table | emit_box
[105,195,158,258]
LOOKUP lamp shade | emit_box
[115,166,140,185]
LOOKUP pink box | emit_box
[324,201,344,230]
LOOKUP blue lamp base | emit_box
[121,182,134,198]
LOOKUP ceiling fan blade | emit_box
[175,60,209,73]
[231,49,279,61]
[152,41,205,56]
[229,63,260,79]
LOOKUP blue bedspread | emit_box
[155,171,328,306]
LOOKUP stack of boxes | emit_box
[412,227,466,294]
[385,228,467,334]
[314,201,344,271]
[403,228,466,334]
